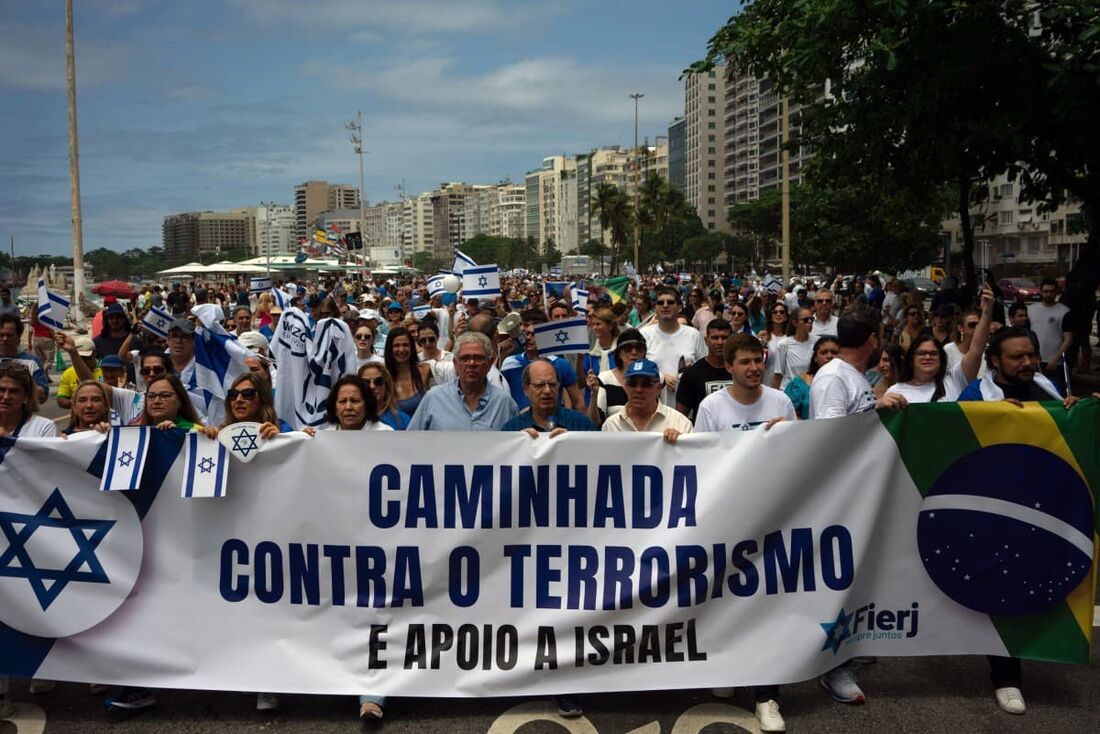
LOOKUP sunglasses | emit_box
[364,376,386,388]
[772,309,787,315]
[418,336,437,345]
[227,387,258,400]
[355,333,372,341]
[797,317,812,323]
[656,300,678,306]
[140,366,167,377]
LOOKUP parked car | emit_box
[998,277,1040,301]
[903,277,939,297]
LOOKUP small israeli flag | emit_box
[412,304,431,320]
[572,286,589,315]
[36,279,69,331]
[461,264,501,298]
[533,316,589,356]
[181,431,230,498]
[452,249,477,275]
[762,274,783,294]
[100,427,151,491]
[426,274,446,298]
[271,287,293,309]
[142,306,173,339]
[250,276,272,294]
[549,265,563,278]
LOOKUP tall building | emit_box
[685,66,729,232]
[364,201,406,268]
[402,193,435,257]
[315,209,362,234]
[638,141,670,184]
[525,155,579,254]
[250,203,295,258]
[668,117,686,192]
[431,182,477,261]
[723,70,815,208]
[489,184,526,239]
[576,147,630,247]
[294,180,361,240]
[162,210,254,263]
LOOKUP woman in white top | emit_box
[0,362,56,437]
[586,307,619,375]
[353,324,383,372]
[887,287,994,403]
[321,375,393,432]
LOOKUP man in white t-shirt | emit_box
[808,306,906,707]
[697,333,796,432]
[640,286,707,406]
[1026,278,1072,375]
[810,289,838,339]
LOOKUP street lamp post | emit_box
[630,92,644,273]
[347,111,367,281]
[65,0,86,326]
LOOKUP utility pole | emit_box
[347,111,367,279]
[630,93,644,272]
[65,0,86,325]
[780,95,791,285]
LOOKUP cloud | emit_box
[163,84,218,101]
[229,0,558,35]
[0,21,130,91]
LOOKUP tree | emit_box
[459,233,506,265]
[411,251,444,274]
[637,173,705,268]
[591,183,634,274]
[579,239,609,276]
[682,232,730,271]
[540,241,562,268]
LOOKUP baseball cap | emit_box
[386,302,404,312]
[74,336,95,357]
[168,318,195,335]
[613,329,646,359]
[237,331,269,353]
[100,355,124,369]
[360,309,381,321]
[624,359,660,380]
[105,303,126,317]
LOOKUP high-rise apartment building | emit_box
[685,66,729,232]
[525,156,579,254]
[294,180,361,240]
[363,201,406,268]
[489,184,526,239]
[328,184,361,212]
[162,210,254,263]
[668,117,686,192]
[576,147,630,247]
[250,203,296,258]
[639,141,670,184]
[402,193,434,257]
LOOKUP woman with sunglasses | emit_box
[199,373,294,441]
[63,380,113,435]
[140,374,204,430]
[0,362,56,437]
[783,336,841,419]
[357,363,412,430]
[353,323,383,371]
[384,326,432,417]
[758,302,790,386]
[896,305,926,351]
[887,288,994,403]
[770,307,815,390]
[415,319,453,384]
[591,329,647,422]
[727,301,754,336]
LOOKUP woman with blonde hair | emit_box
[358,363,412,430]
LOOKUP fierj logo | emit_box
[0,483,143,638]
[820,602,921,654]
[916,444,1094,617]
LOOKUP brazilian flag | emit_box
[597,276,631,305]
[881,400,1098,663]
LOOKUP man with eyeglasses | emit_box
[601,359,692,443]
[500,309,585,412]
[0,313,48,403]
[165,317,222,424]
[407,332,516,431]
[502,359,595,436]
[676,318,733,421]
[639,286,707,407]
[810,289,838,339]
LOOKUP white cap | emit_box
[236,331,269,353]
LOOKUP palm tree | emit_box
[591,183,634,274]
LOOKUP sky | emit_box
[0,0,735,256]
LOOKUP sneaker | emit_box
[359,701,384,720]
[995,686,1026,715]
[820,666,865,704]
[554,695,583,718]
[256,693,279,711]
[106,687,156,712]
[755,700,786,733]
[28,680,56,694]
[710,687,736,699]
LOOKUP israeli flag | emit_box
[270,287,293,310]
[181,431,229,498]
[412,304,431,320]
[549,265,563,278]
[36,279,69,331]
[426,274,446,298]
[543,281,567,303]
[461,264,501,298]
[533,316,589,356]
[141,306,173,339]
[452,250,477,275]
[762,274,783,294]
[99,427,150,492]
[572,287,589,315]
[250,277,272,294]
[184,304,251,426]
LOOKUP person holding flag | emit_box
[500,309,585,412]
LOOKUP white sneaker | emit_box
[820,666,865,704]
[755,699,786,732]
[995,686,1026,714]
[710,687,736,698]
[256,693,279,711]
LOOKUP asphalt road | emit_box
[3,648,1100,734]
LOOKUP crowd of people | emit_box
[0,267,1093,731]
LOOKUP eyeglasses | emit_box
[619,343,646,353]
[227,387,258,400]
[456,355,488,364]
[354,333,372,341]
[656,299,678,306]
[626,378,660,388]
[418,336,437,345]
[146,391,176,402]
[529,381,559,392]
[913,350,940,359]
[139,366,167,377]
[365,376,386,388]
[907,311,921,317]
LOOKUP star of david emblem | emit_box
[0,488,115,611]
[117,450,134,468]
[198,457,216,474]
[477,275,488,287]
[820,607,854,654]
[554,329,569,344]
[231,429,259,458]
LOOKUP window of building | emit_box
[708,197,715,205]
[708,172,716,180]
[707,210,716,218]
[708,185,716,192]
[999,183,1014,198]
[708,134,716,141]
[707,109,715,116]
[708,122,715,129]
[708,83,716,90]
[999,211,1014,226]
[708,147,716,154]
[708,96,716,103]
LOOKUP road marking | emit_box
[1,702,47,734]
[670,703,761,734]
[487,701,598,734]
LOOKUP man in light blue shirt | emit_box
[408,332,516,431]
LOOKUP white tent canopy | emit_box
[204,260,268,274]
[157,262,207,275]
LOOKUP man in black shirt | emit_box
[166,283,190,316]
[676,318,733,421]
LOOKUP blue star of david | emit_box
[198,457,216,474]
[117,450,134,468]
[554,329,569,344]
[0,488,115,610]
[820,607,854,654]
[231,430,259,457]
[477,275,488,287]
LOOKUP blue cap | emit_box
[100,355,124,369]
[105,303,126,316]
[625,359,660,380]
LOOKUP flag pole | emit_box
[65,0,87,327]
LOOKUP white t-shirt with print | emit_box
[695,386,796,432]
[773,336,816,388]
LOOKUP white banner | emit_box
[0,402,1095,697]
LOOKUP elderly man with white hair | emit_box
[407,331,516,431]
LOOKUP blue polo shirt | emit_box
[501,407,596,433]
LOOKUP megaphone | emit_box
[496,312,522,338]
